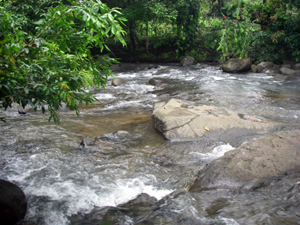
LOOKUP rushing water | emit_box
[1,63,300,224]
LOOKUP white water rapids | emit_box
[1,63,300,224]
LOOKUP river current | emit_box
[1,63,300,224]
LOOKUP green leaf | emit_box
[111,25,117,34]
[34,39,40,47]
[108,13,113,22]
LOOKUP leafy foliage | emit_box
[0,0,126,123]
[199,0,300,63]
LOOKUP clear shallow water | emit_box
[1,63,300,224]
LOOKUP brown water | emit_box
[1,63,300,224]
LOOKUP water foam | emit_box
[190,144,235,161]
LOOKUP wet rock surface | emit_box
[70,191,232,225]
[189,129,300,192]
[78,131,138,158]
[148,78,163,86]
[180,56,197,66]
[152,98,277,143]
[252,61,300,77]
[111,78,127,86]
[251,64,257,73]
[0,179,27,225]
[221,58,251,73]
[280,67,298,76]
[257,62,277,71]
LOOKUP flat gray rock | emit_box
[152,99,276,142]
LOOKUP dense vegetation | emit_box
[1,0,299,122]
[103,0,300,64]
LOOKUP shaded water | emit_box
[1,64,300,224]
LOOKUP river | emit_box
[1,63,300,224]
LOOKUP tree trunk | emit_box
[146,22,149,54]
[129,20,139,52]
[261,0,267,30]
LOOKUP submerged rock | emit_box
[148,78,163,86]
[113,130,132,139]
[154,83,169,91]
[221,58,251,73]
[151,98,276,143]
[0,179,27,225]
[189,129,300,192]
[70,191,219,225]
[155,67,170,75]
[70,193,158,224]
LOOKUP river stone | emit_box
[257,62,278,73]
[251,64,257,73]
[180,56,197,66]
[149,78,162,86]
[189,129,300,192]
[154,83,168,91]
[117,193,157,212]
[70,191,208,225]
[280,67,297,76]
[221,58,251,73]
[71,193,158,224]
[111,78,127,86]
[293,63,300,70]
[273,74,289,81]
[257,65,264,73]
[155,67,170,75]
[258,62,275,69]
[264,68,281,76]
[151,98,276,142]
[113,130,132,139]
[0,179,27,225]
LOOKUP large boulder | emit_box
[221,58,251,73]
[0,179,27,225]
[111,78,127,86]
[180,56,197,66]
[189,129,300,192]
[151,99,276,143]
